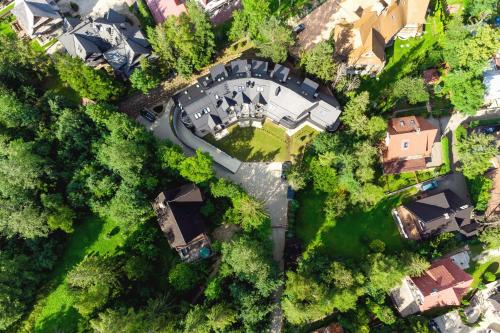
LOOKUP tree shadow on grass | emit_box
[35,305,82,333]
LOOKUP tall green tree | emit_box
[55,55,121,101]
[456,132,497,179]
[148,2,215,77]
[255,16,294,63]
[129,58,162,94]
[392,77,429,105]
[340,91,386,140]
[67,255,121,316]
[479,226,500,249]
[0,86,39,129]
[179,150,214,184]
[465,0,498,21]
[300,41,336,82]
[443,70,484,115]
[228,0,271,41]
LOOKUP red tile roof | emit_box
[145,0,187,23]
[411,258,473,312]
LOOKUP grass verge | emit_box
[295,187,416,259]
[22,216,128,333]
[441,136,451,173]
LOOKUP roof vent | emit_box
[444,213,450,219]
[459,205,468,210]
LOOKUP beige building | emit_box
[333,0,430,74]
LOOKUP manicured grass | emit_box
[359,2,445,112]
[295,187,416,259]
[382,172,418,192]
[0,2,14,17]
[31,38,58,52]
[206,121,288,161]
[467,257,500,289]
[290,125,318,161]
[441,136,451,173]
[24,216,128,333]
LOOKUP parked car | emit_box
[140,109,156,122]
[421,180,439,192]
[281,161,292,179]
[293,23,305,34]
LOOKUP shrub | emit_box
[455,125,467,142]
[483,271,496,282]
[466,176,493,212]
[369,239,386,253]
[70,2,78,11]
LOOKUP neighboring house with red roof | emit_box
[145,0,239,25]
[382,116,439,174]
[390,257,473,317]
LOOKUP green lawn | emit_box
[23,216,128,333]
[0,2,14,17]
[467,257,500,289]
[382,172,419,192]
[295,187,416,259]
[206,121,317,162]
[290,125,318,161]
[359,1,446,112]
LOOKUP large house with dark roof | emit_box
[174,59,342,138]
[394,189,481,240]
[390,257,473,317]
[153,184,211,262]
[58,9,151,77]
[11,0,62,39]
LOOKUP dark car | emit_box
[293,23,305,34]
[140,109,156,122]
[281,161,292,179]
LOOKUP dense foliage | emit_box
[148,1,215,77]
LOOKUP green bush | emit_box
[483,271,496,282]
[441,136,451,173]
[466,176,493,212]
[134,0,155,30]
[455,125,468,142]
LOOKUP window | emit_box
[402,141,409,149]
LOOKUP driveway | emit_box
[290,0,341,54]
[426,172,471,204]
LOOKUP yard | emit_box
[295,187,417,259]
[467,257,500,290]
[359,0,446,112]
[206,121,317,162]
[381,168,446,192]
[22,216,129,333]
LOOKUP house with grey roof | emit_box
[58,9,151,77]
[174,59,342,138]
[11,0,62,39]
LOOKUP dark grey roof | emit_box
[300,78,319,97]
[271,64,290,82]
[234,90,251,105]
[210,64,228,82]
[253,92,267,105]
[63,17,81,31]
[404,190,473,236]
[58,9,150,77]
[230,59,249,76]
[251,60,268,76]
[155,184,206,248]
[174,59,342,135]
[104,8,126,23]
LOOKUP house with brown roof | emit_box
[333,0,430,74]
[390,257,473,317]
[153,183,211,262]
[393,189,480,240]
[382,116,438,174]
